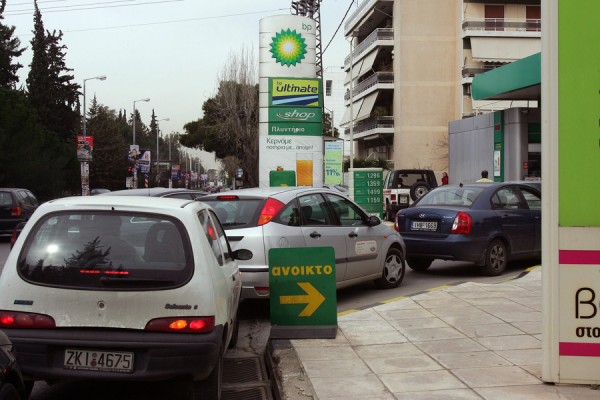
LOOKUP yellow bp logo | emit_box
[270,29,307,67]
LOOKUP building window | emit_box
[325,80,332,96]
[485,5,504,31]
[526,6,541,32]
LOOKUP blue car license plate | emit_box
[411,221,437,231]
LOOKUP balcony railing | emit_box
[344,28,394,67]
[344,116,394,135]
[462,18,541,32]
[462,63,502,77]
[345,72,394,101]
[345,0,387,32]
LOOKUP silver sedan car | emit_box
[202,187,406,300]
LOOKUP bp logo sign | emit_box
[270,29,307,67]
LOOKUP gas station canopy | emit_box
[471,52,541,101]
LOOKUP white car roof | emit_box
[40,195,200,214]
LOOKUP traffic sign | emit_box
[269,247,337,339]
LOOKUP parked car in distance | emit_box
[395,182,541,276]
[90,188,111,195]
[0,196,252,399]
[0,330,26,400]
[101,187,208,200]
[201,187,406,300]
[0,189,38,237]
[383,169,438,221]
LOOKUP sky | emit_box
[3,0,356,170]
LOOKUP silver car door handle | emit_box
[310,231,321,238]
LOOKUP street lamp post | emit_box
[131,98,150,189]
[349,33,356,172]
[81,75,106,196]
[156,118,169,187]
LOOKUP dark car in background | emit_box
[0,189,38,238]
[0,330,26,400]
[395,182,541,276]
[100,188,208,200]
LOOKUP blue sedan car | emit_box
[394,182,541,276]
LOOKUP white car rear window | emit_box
[17,212,192,290]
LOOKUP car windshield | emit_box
[416,186,484,207]
[202,198,263,229]
[17,212,191,290]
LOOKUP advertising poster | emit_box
[137,150,151,174]
[77,135,93,162]
[324,141,343,185]
[259,136,323,187]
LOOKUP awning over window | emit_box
[344,58,364,84]
[356,92,379,122]
[471,37,540,63]
[357,50,379,79]
[340,97,365,125]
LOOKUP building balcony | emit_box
[344,0,394,36]
[344,116,394,141]
[344,72,394,102]
[344,28,394,68]
[462,63,503,77]
[463,18,541,37]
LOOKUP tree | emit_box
[26,0,81,193]
[0,0,25,89]
[27,0,80,143]
[323,111,339,137]
[0,88,72,200]
[86,96,129,190]
[180,47,259,187]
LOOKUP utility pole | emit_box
[291,0,322,78]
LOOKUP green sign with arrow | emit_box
[269,247,337,336]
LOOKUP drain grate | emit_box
[222,386,272,400]
[222,356,273,400]
[223,357,266,384]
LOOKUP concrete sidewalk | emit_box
[271,267,599,400]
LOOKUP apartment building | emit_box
[341,0,541,173]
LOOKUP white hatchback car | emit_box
[0,196,250,399]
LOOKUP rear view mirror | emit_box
[367,215,381,227]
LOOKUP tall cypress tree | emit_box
[27,0,80,143]
[0,0,25,89]
[26,0,81,193]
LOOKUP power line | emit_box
[8,0,68,6]
[5,0,184,16]
[11,8,289,36]
[323,0,355,55]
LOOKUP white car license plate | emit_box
[411,221,437,231]
[64,349,134,373]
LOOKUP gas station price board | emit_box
[349,168,384,216]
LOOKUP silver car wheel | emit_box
[374,248,405,289]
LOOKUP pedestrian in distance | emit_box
[441,172,449,185]
[476,170,493,183]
